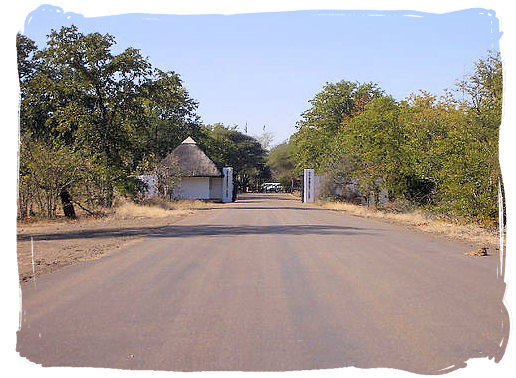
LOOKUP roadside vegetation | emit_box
[268,51,504,231]
[113,197,211,219]
[17,26,270,222]
[320,200,500,249]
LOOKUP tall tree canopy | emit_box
[17,25,271,219]
[266,142,298,191]
[198,124,271,191]
[288,52,503,223]
[291,81,384,172]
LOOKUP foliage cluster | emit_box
[17,26,269,219]
[271,52,502,223]
[197,124,270,192]
[266,142,298,192]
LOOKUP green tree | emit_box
[395,92,454,205]
[435,52,502,221]
[335,96,409,203]
[267,142,298,191]
[139,69,201,161]
[199,124,271,191]
[287,52,502,222]
[17,27,202,215]
[16,33,38,82]
[18,138,83,218]
[292,81,384,172]
[37,26,155,205]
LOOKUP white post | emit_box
[138,174,158,198]
[222,167,234,203]
[304,169,315,203]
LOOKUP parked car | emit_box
[261,183,283,193]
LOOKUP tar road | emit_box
[17,194,508,373]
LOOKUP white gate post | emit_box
[222,167,233,203]
[303,169,315,203]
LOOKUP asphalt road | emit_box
[17,194,508,373]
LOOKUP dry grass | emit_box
[113,198,212,219]
[321,201,502,249]
[17,198,213,226]
[114,202,193,218]
[169,199,211,210]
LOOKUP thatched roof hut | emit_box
[140,136,233,202]
[161,137,222,177]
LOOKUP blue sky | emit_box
[21,6,500,146]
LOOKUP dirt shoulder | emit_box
[16,202,218,283]
[319,200,503,253]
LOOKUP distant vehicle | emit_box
[261,182,283,193]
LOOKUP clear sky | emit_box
[21,5,501,146]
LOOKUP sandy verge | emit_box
[320,201,503,253]
[16,202,217,282]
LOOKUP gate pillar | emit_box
[222,167,234,203]
[303,169,315,203]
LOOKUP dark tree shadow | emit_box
[18,224,375,242]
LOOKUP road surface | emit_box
[17,194,508,373]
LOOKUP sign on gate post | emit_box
[222,167,233,203]
[303,169,315,203]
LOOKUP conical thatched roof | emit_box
[161,137,222,177]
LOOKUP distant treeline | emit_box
[267,52,502,224]
[17,26,270,219]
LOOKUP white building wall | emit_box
[209,177,223,200]
[173,177,211,199]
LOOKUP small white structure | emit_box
[303,169,315,203]
[141,137,234,202]
[303,169,323,203]
[138,174,158,199]
[261,182,283,192]
[222,167,233,203]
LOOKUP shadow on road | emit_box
[18,224,374,242]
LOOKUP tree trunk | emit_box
[103,184,114,208]
[60,187,77,219]
[18,194,28,219]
